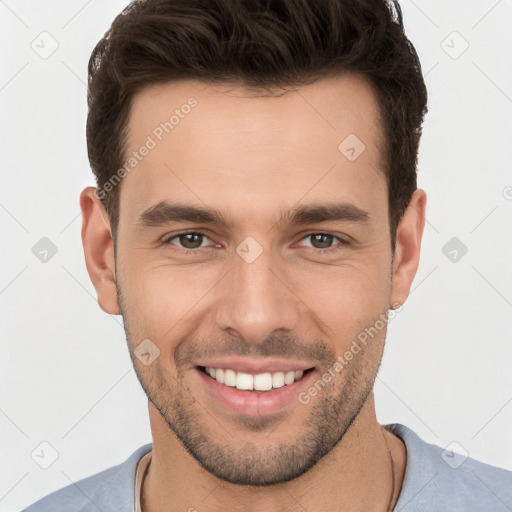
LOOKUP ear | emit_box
[390,188,427,308]
[80,187,120,315]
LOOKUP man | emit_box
[24,0,511,510]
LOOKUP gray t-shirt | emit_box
[23,423,512,511]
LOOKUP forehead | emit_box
[121,74,387,227]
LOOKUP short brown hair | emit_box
[86,0,427,252]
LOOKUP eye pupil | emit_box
[311,233,333,249]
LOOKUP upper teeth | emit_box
[204,367,305,391]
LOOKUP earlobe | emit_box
[80,187,121,315]
[390,189,427,308]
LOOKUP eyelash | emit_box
[161,231,347,255]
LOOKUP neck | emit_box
[141,393,406,512]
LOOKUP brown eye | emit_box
[163,232,211,250]
[177,233,204,249]
[296,233,346,253]
[309,233,335,249]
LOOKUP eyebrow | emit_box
[135,201,370,229]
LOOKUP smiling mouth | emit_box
[198,365,314,392]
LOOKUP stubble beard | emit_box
[117,280,384,486]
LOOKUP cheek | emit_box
[122,263,220,335]
[297,261,391,310]
[290,258,391,332]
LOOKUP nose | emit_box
[215,242,302,344]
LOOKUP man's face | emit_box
[114,74,397,485]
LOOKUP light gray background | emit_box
[1,1,511,510]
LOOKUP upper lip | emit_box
[196,357,316,374]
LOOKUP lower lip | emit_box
[196,367,316,417]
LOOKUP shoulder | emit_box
[22,444,152,512]
[389,424,512,511]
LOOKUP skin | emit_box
[80,73,426,511]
